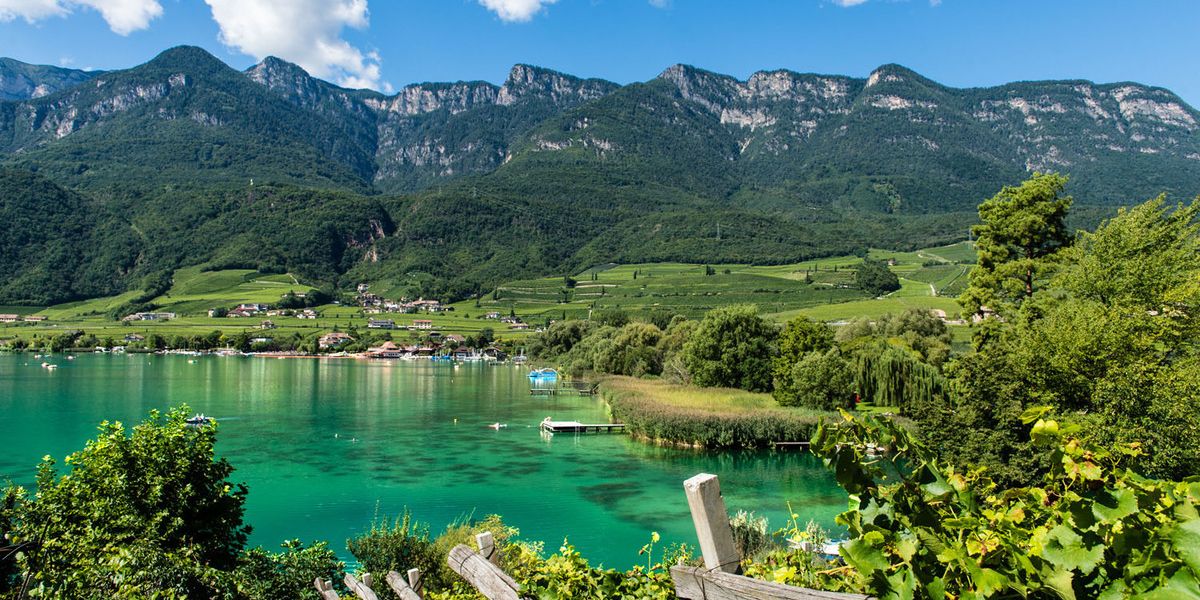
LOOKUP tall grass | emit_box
[602,377,834,449]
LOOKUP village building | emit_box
[123,312,176,322]
[318,332,354,349]
[367,319,396,329]
[364,341,404,358]
[260,320,276,330]
[508,322,530,330]
[484,311,501,320]
[124,333,145,342]
[23,315,45,322]
[412,319,433,330]
[0,314,19,323]
[297,309,318,319]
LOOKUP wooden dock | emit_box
[529,381,599,396]
[540,420,625,434]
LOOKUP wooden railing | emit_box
[318,473,870,600]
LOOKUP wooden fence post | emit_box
[683,473,742,574]
[476,531,500,566]
[447,543,524,600]
[386,570,424,600]
[344,572,381,600]
[313,578,340,600]
[408,567,422,593]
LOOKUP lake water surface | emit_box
[0,353,846,567]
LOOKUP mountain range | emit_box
[1,46,1197,305]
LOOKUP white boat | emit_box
[186,414,213,426]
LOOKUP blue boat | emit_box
[527,368,558,380]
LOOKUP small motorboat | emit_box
[527,368,558,380]
[185,414,213,426]
[488,423,507,430]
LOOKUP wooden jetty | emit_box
[539,419,625,434]
[528,381,599,396]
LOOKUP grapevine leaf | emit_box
[1042,524,1104,575]
[1091,488,1138,524]
[1170,518,1200,574]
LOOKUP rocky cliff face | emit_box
[0,58,99,101]
[1,47,1197,207]
[516,61,1200,208]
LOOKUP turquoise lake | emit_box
[0,353,846,567]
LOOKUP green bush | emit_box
[235,540,345,600]
[347,510,445,596]
[5,406,249,598]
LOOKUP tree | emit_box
[681,305,778,392]
[960,173,1073,317]
[854,259,899,296]
[775,349,854,410]
[9,406,249,598]
[772,317,835,402]
[593,322,665,376]
[931,195,1200,485]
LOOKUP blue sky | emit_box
[1,0,1198,106]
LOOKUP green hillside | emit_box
[1,46,1195,308]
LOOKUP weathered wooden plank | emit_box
[671,566,872,600]
[476,531,500,566]
[344,572,381,600]
[313,578,340,600]
[386,570,423,600]
[683,473,742,574]
[448,544,524,600]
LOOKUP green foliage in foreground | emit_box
[4,407,249,598]
[811,411,1200,599]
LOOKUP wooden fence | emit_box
[317,473,870,600]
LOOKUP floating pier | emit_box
[529,381,600,396]
[540,419,625,434]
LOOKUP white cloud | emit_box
[0,0,161,35]
[478,0,557,22]
[831,0,870,5]
[648,0,670,8]
[205,0,389,91]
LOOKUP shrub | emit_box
[235,540,345,600]
[7,406,249,598]
[347,510,445,595]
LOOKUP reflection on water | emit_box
[0,354,846,567]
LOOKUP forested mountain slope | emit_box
[0,46,1196,305]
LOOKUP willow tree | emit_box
[959,173,1073,318]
